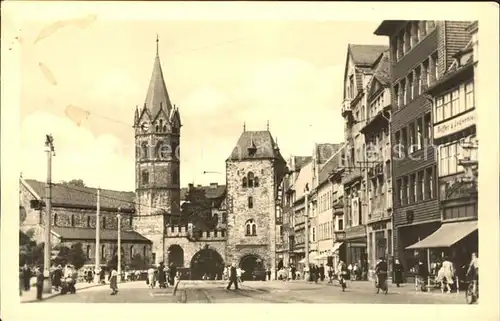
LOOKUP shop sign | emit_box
[434,110,476,139]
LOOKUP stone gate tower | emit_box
[225,126,286,278]
[133,37,181,265]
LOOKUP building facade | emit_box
[341,44,388,268]
[374,20,473,273]
[225,129,287,280]
[407,21,478,272]
[359,50,394,273]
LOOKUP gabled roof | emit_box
[372,50,391,85]
[349,44,389,66]
[292,156,313,171]
[144,39,173,119]
[23,179,135,210]
[315,143,342,165]
[227,130,285,162]
[317,144,346,186]
[51,227,151,243]
[180,184,226,201]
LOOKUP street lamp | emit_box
[43,134,55,294]
[117,207,122,282]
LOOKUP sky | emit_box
[19,19,389,191]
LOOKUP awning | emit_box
[406,221,477,250]
[298,251,319,264]
[332,242,344,253]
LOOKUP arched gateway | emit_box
[239,254,265,281]
[167,245,184,267]
[190,247,224,280]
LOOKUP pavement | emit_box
[33,279,467,304]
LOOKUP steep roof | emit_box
[318,145,345,186]
[143,38,173,118]
[227,130,285,162]
[372,50,391,85]
[180,184,226,201]
[315,143,342,165]
[293,156,313,171]
[349,44,389,66]
[23,179,135,210]
[52,227,151,243]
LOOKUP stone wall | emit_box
[225,159,277,275]
[163,237,226,268]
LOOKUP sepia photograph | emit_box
[1,2,499,320]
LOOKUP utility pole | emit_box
[117,207,122,282]
[94,187,101,283]
[304,183,310,281]
[43,134,55,294]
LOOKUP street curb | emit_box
[21,282,112,303]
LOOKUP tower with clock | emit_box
[133,36,182,265]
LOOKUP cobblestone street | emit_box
[34,280,466,304]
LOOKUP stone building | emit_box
[133,38,182,265]
[225,128,287,280]
[340,44,388,268]
[19,178,152,268]
[358,49,394,273]
[374,20,473,274]
[406,21,478,271]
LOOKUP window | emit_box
[254,177,259,187]
[349,75,355,98]
[130,246,134,258]
[415,67,421,96]
[416,118,423,150]
[443,93,451,119]
[408,123,415,153]
[443,204,477,220]
[87,245,91,259]
[421,60,429,90]
[401,78,407,106]
[408,73,414,101]
[242,177,247,188]
[247,172,255,188]
[129,215,133,227]
[245,219,257,236]
[431,52,438,83]
[338,219,343,231]
[400,29,406,55]
[388,229,393,255]
[312,227,316,242]
[248,196,253,209]
[101,245,106,259]
[157,141,168,158]
[424,112,432,144]
[401,128,408,156]
[142,170,149,185]
[143,246,146,258]
[427,20,436,31]
[409,174,415,203]
[87,216,91,227]
[465,82,475,110]
[425,167,434,199]
[395,131,402,158]
[141,142,149,159]
[417,171,424,202]
[71,215,75,227]
[451,89,460,115]
[439,141,463,177]
[402,176,409,205]
[222,213,227,223]
[102,217,106,229]
[435,96,443,123]
[394,84,400,109]
[420,21,427,38]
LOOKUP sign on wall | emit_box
[434,110,476,139]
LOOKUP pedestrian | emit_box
[440,256,455,294]
[226,262,238,290]
[109,267,118,295]
[319,264,325,281]
[168,263,177,286]
[393,259,404,287]
[19,268,24,296]
[52,265,62,291]
[157,262,166,288]
[291,264,296,280]
[266,267,271,281]
[35,266,44,300]
[236,266,243,283]
[22,264,31,291]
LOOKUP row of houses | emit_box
[276,20,479,280]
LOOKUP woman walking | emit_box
[440,256,455,294]
[109,267,118,295]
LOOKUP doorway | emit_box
[190,248,224,280]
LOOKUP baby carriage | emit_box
[60,276,77,295]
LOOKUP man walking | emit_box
[226,262,239,290]
[35,267,44,300]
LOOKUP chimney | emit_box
[210,182,218,188]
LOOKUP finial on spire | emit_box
[267,120,270,131]
[156,34,159,56]
[243,122,246,132]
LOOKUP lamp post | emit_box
[43,134,55,294]
[117,207,122,282]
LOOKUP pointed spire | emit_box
[267,120,270,131]
[243,122,246,132]
[144,35,173,118]
[134,105,139,124]
[156,34,159,57]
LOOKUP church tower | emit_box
[133,36,181,265]
[225,124,287,279]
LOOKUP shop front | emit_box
[344,225,367,269]
[366,218,393,275]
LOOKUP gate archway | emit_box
[239,254,265,281]
[190,247,224,280]
[167,245,184,268]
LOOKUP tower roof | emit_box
[227,130,285,162]
[144,36,173,118]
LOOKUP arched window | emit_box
[53,213,58,226]
[141,142,149,159]
[213,214,219,224]
[163,125,167,132]
[156,141,168,159]
[71,215,75,227]
[254,177,259,187]
[102,217,106,229]
[155,125,159,132]
[159,119,163,131]
[142,170,149,185]
[242,177,247,188]
[245,219,257,236]
[101,245,106,259]
[247,172,255,187]
[248,196,253,209]
[130,246,134,258]
[171,142,178,157]
[143,246,146,258]
[129,215,133,227]
[86,245,91,259]
[87,216,91,227]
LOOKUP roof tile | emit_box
[52,226,151,243]
[227,130,285,162]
